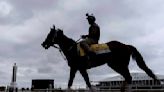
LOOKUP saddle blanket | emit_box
[78,43,111,56]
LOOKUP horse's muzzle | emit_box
[41,42,49,49]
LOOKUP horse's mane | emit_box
[61,34,77,49]
[61,34,76,46]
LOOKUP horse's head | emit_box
[42,25,64,49]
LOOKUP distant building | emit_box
[95,72,164,90]
[8,63,18,92]
[0,86,6,91]
[31,79,54,89]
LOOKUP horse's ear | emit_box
[50,25,56,32]
[53,25,55,29]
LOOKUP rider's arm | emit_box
[81,35,89,39]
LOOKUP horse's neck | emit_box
[58,35,76,55]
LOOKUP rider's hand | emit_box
[81,35,88,39]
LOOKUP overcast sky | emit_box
[0,0,164,88]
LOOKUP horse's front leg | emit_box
[68,67,77,89]
[79,69,97,92]
[79,69,91,88]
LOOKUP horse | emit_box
[41,26,158,92]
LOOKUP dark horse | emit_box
[42,26,158,92]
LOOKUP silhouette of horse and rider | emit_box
[42,13,159,92]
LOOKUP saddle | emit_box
[78,43,111,56]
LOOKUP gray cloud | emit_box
[0,0,164,88]
[0,0,59,25]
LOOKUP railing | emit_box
[3,89,164,92]
[31,89,164,92]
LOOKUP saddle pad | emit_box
[77,43,111,56]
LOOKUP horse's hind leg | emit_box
[121,68,132,92]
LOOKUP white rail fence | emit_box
[3,89,164,92]
[31,89,164,92]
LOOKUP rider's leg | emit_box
[80,38,96,57]
[80,40,92,53]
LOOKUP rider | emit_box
[80,13,100,57]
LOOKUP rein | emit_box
[52,45,67,61]
[52,37,82,61]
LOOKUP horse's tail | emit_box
[128,45,158,81]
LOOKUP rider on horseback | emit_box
[80,13,100,57]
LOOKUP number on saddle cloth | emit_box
[77,43,111,56]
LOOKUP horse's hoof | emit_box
[89,86,97,92]
[66,88,73,92]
